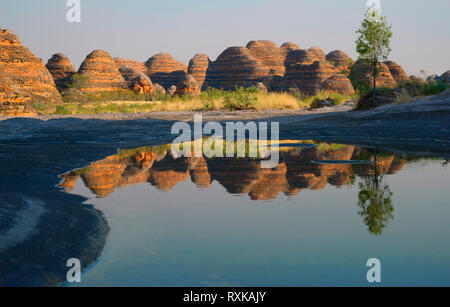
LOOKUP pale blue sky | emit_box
[1,0,449,76]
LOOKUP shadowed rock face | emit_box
[207,47,269,90]
[383,60,409,83]
[441,71,450,85]
[283,61,338,95]
[0,29,62,116]
[350,60,397,89]
[326,50,353,74]
[322,74,355,96]
[284,49,322,68]
[78,50,128,93]
[188,54,211,90]
[175,74,200,97]
[60,143,406,201]
[118,65,153,94]
[246,40,286,77]
[46,53,76,90]
[145,52,187,89]
[114,57,147,75]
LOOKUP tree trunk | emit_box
[373,60,377,98]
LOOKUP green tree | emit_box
[355,10,392,97]
[357,152,394,235]
[68,73,89,90]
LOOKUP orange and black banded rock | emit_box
[0,29,62,116]
[308,47,327,62]
[188,54,211,90]
[280,42,301,54]
[118,65,153,94]
[46,53,76,89]
[246,40,285,77]
[175,74,200,97]
[284,49,322,68]
[145,52,187,89]
[114,57,147,75]
[383,60,409,83]
[322,74,355,96]
[326,50,353,74]
[283,61,338,95]
[78,50,128,92]
[207,47,269,90]
[427,74,440,83]
[350,60,397,89]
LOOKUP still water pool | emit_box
[60,141,450,286]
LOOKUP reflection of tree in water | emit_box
[357,150,394,235]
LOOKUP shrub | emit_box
[222,87,258,111]
[422,80,448,96]
[67,73,90,90]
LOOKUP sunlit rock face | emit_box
[326,50,354,75]
[322,74,355,96]
[60,142,406,202]
[174,74,201,97]
[383,60,409,83]
[145,52,187,90]
[280,42,301,55]
[350,60,397,89]
[0,29,62,116]
[188,54,211,91]
[78,50,128,93]
[246,40,286,77]
[118,65,153,94]
[46,53,76,90]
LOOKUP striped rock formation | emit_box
[207,47,269,90]
[78,50,127,92]
[283,61,338,95]
[427,74,440,83]
[46,53,76,89]
[383,60,409,83]
[308,47,327,62]
[0,29,62,116]
[174,74,200,97]
[326,50,354,74]
[153,83,166,95]
[441,71,450,85]
[409,75,426,84]
[246,40,285,76]
[118,66,153,94]
[280,42,301,54]
[350,60,397,89]
[114,57,147,75]
[188,54,211,90]
[322,74,355,96]
[145,52,187,89]
[284,49,322,68]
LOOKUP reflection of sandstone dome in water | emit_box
[322,74,355,96]
[46,53,76,89]
[0,29,62,116]
[188,54,211,90]
[78,50,128,93]
[190,157,211,188]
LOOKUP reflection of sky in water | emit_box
[64,148,450,286]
